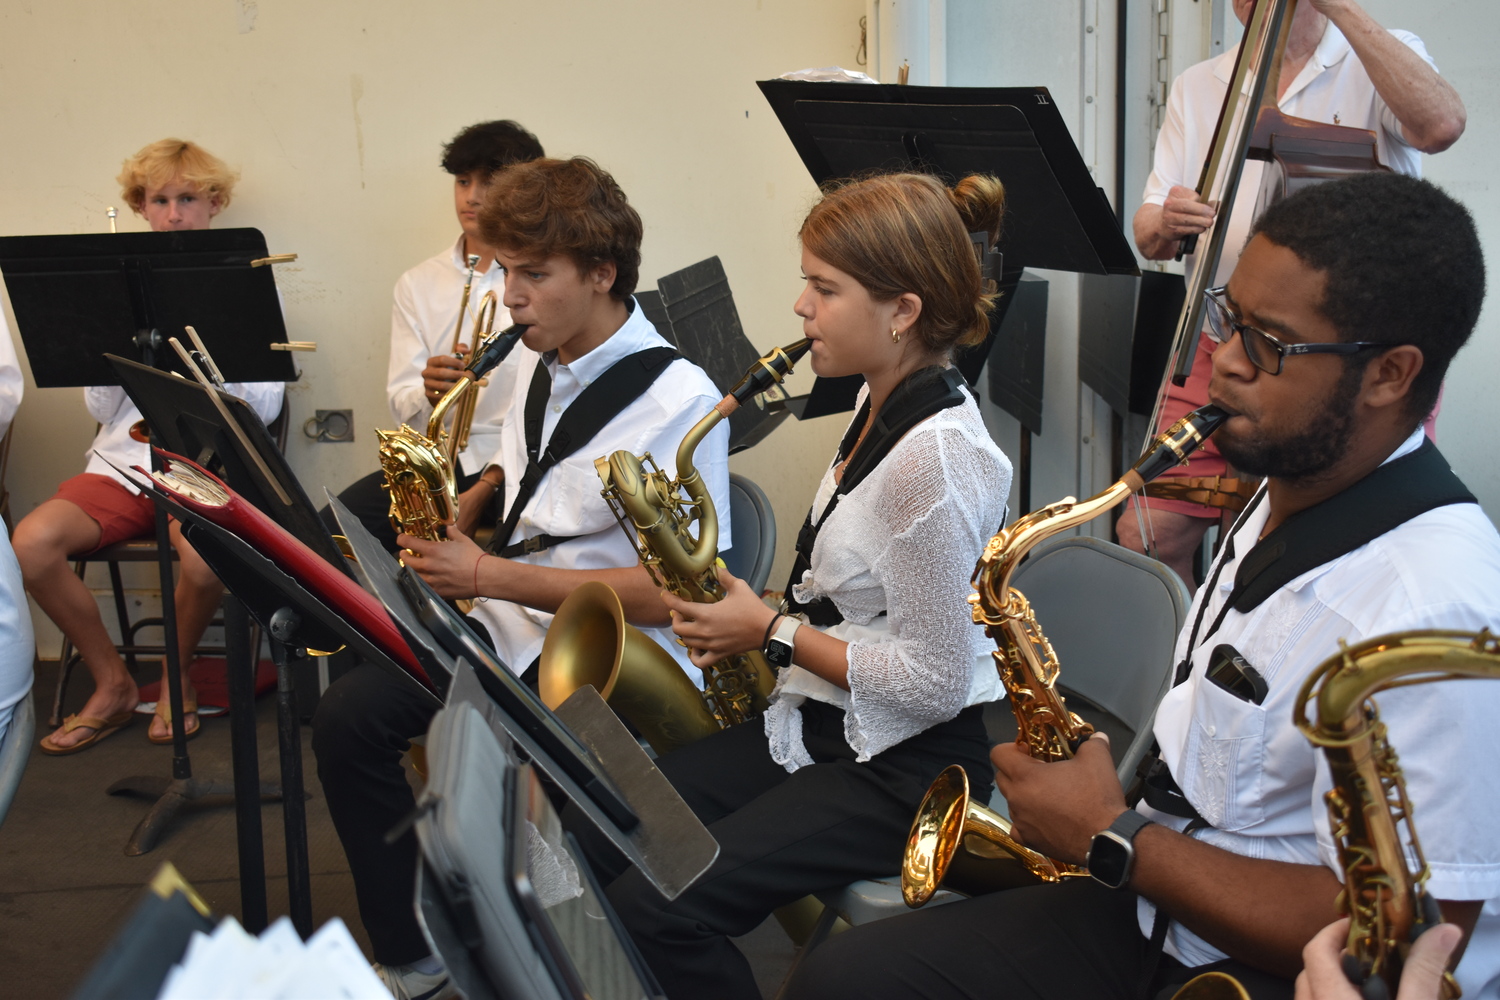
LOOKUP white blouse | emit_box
[765,381,1012,771]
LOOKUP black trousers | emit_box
[311,647,533,965]
[781,876,1296,1000]
[319,467,482,555]
[571,700,993,1000]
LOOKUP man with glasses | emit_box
[1120,0,1466,587]
[783,172,1500,1000]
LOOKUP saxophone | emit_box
[902,404,1229,907]
[377,322,527,540]
[540,339,809,738]
[1291,630,1496,1000]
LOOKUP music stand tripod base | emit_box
[106,774,282,857]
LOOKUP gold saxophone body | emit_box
[538,340,810,749]
[902,405,1229,907]
[1290,630,1497,999]
[377,321,527,541]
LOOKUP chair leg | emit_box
[773,904,843,1000]
[107,560,139,674]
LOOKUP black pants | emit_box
[319,467,482,554]
[311,648,535,965]
[571,700,993,1000]
[782,876,1295,1000]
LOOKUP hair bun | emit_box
[949,175,1005,246]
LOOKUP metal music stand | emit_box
[108,351,341,933]
[756,81,1140,495]
[0,228,295,918]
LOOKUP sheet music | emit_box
[156,915,388,999]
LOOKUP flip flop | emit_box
[39,712,135,756]
[149,696,201,745]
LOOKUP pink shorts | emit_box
[1134,337,1227,521]
[52,473,157,553]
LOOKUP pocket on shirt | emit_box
[1176,679,1267,831]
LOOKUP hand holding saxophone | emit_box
[663,567,775,668]
[991,732,1123,867]
[398,525,487,599]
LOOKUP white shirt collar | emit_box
[1211,20,1350,98]
[446,234,495,274]
[548,297,667,384]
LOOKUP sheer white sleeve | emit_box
[840,417,1010,758]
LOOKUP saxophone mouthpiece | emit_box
[1130,405,1229,485]
[724,338,812,412]
[465,323,528,380]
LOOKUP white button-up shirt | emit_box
[0,304,25,437]
[1138,429,1500,997]
[386,236,519,478]
[469,299,730,678]
[1144,22,1436,287]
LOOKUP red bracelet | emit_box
[472,552,486,598]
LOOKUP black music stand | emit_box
[107,354,343,932]
[757,81,1139,498]
[330,496,719,900]
[0,231,296,880]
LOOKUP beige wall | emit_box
[0,0,863,646]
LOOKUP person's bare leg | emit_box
[1115,505,1214,593]
[148,521,225,742]
[13,499,139,748]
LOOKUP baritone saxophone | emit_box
[902,405,1229,907]
[539,340,810,743]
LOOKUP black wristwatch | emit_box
[764,615,801,670]
[1086,810,1154,889]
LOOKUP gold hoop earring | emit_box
[892,327,902,344]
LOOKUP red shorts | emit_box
[52,473,157,553]
[1133,336,1227,520]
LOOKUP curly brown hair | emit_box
[479,157,643,301]
[800,172,1005,354]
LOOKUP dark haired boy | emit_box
[785,172,1500,1000]
[314,156,730,1000]
[326,119,545,552]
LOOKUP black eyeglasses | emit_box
[1202,287,1392,375]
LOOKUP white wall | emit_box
[0,0,866,646]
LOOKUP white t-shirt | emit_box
[0,304,25,438]
[1137,429,1500,997]
[386,237,518,479]
[0,526,33,744]
[83,382,284,493]
[766,382,1011,770]
[1144,22,1436,286]
[468,299,730,678]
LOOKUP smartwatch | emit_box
[764,615,801,670]
[1086,810,1154,889]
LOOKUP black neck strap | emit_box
[489,346,680,556]
[783,366,968,627]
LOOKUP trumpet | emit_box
[378,323,527,540]
[445,289,499,467]
[902,405,1229,906]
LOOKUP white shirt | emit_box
[0,305,24,438]
[83,381,285,493]
[1137,429,1500,997]
[765,382,1011,771]
[0,525,33,744]
[386,237,519,478]
[468,299,730,677]
[1144,22,1436,286]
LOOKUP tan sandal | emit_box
[39,712,134,756]
[149,695,201,745]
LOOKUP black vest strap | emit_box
[488,346,680,556]
[1228,438,1474,612]
[783,366,968,627]
[1132,438,1477,821]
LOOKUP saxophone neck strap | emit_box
[782,366,968,627]
[489,346,681,556]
